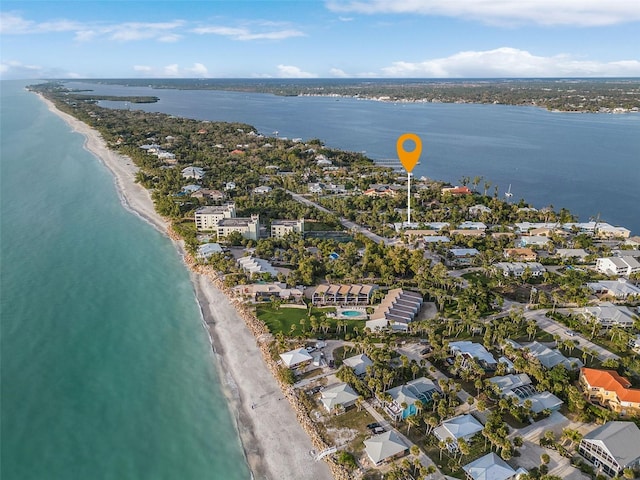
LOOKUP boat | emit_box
[505,184,513,198]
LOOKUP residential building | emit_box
[217,215,260,241]
[469,204,491,216]
[587,279,640,300]
[320,383,360,413]
[578,421,640,477]
[449,341,497,371]
[279,348,313,369]
[363,185,398,197]
[181,166,205,180]
[504,248,537,261]
[384,377,438,421]
[196,242,223,260]
[494,262,546,278]
[191,189,225,201]
[519,341,583,370]
[367,289,423,332]
[463,452,527,480]
[194,203,236,231]
[253,185,272,194]
[433,414,484,452]
[311,284,377,306]
[449,229,486,238]
[441,185,472,195]
[447,248,480,267]
[579,368,640,417]
[629,334,640,354]
[364,431,408,466]
[556,248,590,261]
[232,282,303,303]
[342,354,373,377]
[518,235,550,248]
[489,374,563,414]
[596,256,640,277]
[458,221,487,230]
[271,219,304,238]
[581,302,637,328]
[237,256,277,277]
[595,224,632,239]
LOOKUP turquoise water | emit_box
[341,311,362,317]
[0,81,250,480]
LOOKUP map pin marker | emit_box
[397,133,422,173]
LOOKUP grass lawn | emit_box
[256,304,367,337]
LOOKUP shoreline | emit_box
[37,93,334,480]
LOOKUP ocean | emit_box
[0,81,250,480]
[70,80,639,235]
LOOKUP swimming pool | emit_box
[341,310,362,317]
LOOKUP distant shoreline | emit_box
[35,92,336,480]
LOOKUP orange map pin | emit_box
[397,133,422,173]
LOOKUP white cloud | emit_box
[0,12,185,43]
[379,47,640,77]
[329,68,350,77]
[326,0,640,26]
[187,63,210,77]
[276,65,317,78]
[163,64,180,77]
[133,65,153,72]
[192,25,304,40]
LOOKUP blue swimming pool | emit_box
[341,310,362,317]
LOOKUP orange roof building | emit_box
[580,368,640,417]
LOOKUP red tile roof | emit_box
[582,368,640,403]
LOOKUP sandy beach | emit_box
[38,94,334,480]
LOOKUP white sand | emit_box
[38,94,333,480]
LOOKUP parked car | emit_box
[566,330,576,337]
[367,422,380,430]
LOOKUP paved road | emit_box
[522,309,620,361]
[286,190,390,245]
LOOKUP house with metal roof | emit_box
[433,414,484,452]
[279,348,313,368]
[579,421,640,478]
[342,354,373,377]
[581,302,637,329]
[320,383,360,413]
[520,341,583,371]
[489,374,563,414]
[364,430,409,466]
[587,279,640,300]
[449,341,497,371]
[463,452,527,480]
[384,377,438,421]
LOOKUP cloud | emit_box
[1,12,185,43]
[192,25,305,41]
[130,63,210,77]
[276,65,317,78]
[326,0,640,26]
[379,47,640,77]
[0,59,81,79]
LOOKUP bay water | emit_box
[0,81,250,480]
[70,80,639,234]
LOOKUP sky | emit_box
[1,0,639,79]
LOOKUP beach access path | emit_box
[39,94,333,480]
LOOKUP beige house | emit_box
[580,368,640,417]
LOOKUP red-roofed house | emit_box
[580,368,640,417]
[441,186,472,196]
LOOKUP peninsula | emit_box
[29,81,640,480]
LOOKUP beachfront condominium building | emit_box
[596,256,640,277]
[195,203,236,231]
[271,219,304,238]
[217,215,260,241]
[311,284,377,306]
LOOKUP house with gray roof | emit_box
[320,383,360,413]
[449,341,497,371]
[433,414,484,452]
[521,341,583,371]
[581,302,637,328]
[384,377,438,421]
[488,374,563,414]
[587,279,640,300]
[364,430,408,466]
[342,354,373,377]
[463,452,527,480]
[279,348,313,368]
[579,421,640,478]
